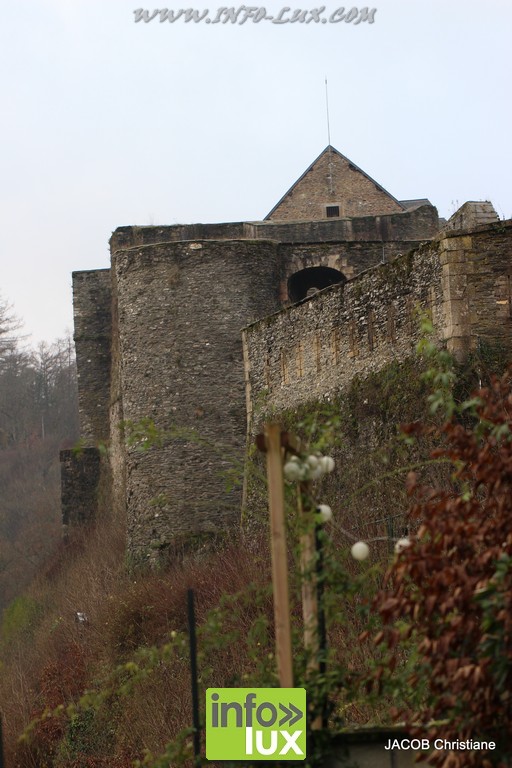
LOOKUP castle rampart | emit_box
[109,203,437,252]
[242,223,512,428]
[242,243,442,425]
[62,146,509,564]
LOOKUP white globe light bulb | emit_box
[284,461,302,481]
[319,456,335,473]
[306,455,319,469]
[317,504,332,523]
[394,537,411,554]
[351,541,370,561]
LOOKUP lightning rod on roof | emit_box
[325,77,331,147]
[325,78,334,196]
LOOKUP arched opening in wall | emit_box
[287,267,346,303]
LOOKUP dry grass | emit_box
[0,495,394,767]
[0,517,279,766]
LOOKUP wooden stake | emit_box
[298,483,319,665]
[263,423,294,688]
[0,712,4,768]
[298,483,322,730]
[187,589,201,766]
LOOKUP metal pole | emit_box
[315,522,328,728]
[187,589,201,765]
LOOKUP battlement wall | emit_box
[248,204,438,243]
[243,246,442,424]
[109,204,438,252]
[277,238,430,293]
[110,222,247,251]
[243,223,512,427]
[440,221,512,355]
[443,201,499,233]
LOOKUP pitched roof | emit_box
[265,145,405,220]
[399,198,432,210]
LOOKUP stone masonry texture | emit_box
[72,269,112,443]
[266,146,404,221]
[60,447,101,526]
[111,239,284,562]
[243,222,512,430]
[61,146,512,563]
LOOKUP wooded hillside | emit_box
[0,295,79,614]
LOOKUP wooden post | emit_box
[187,589,201,766]
[262,423,294,688]
[0,712,4,768]
[298,483,322,730]
[298,482,319,666]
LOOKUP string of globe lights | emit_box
[282,453,411,560]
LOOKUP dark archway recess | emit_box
[287,266,346,303]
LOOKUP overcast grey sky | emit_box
[1,0,511,345]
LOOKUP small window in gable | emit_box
[326,205,340,218]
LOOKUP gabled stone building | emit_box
[61,147,509,564]
[265,146,406,221]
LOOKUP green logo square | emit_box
[206,687,307,761]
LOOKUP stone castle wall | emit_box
[443,201,499,233]
[72,269,112,443]
[110,238,285,562]
[439,223,512,357]
[243,244,442,425]
[254,206,437,245]
[243,223,512,428]
[66,205,437,558]
[63,188,511,563]
[60,447,102,527]
[111,204,438,251]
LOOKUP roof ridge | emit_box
[264,145,405,220]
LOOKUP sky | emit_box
[1,0,511,346]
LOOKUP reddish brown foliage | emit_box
[1,524,274,767]
[375,370,512,767]
[13,641,89,766]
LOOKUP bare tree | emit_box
[0,298,79,613]
[0,294,21,363]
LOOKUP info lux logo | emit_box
[206,688,307,760]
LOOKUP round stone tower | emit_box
[109,234,284,563]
